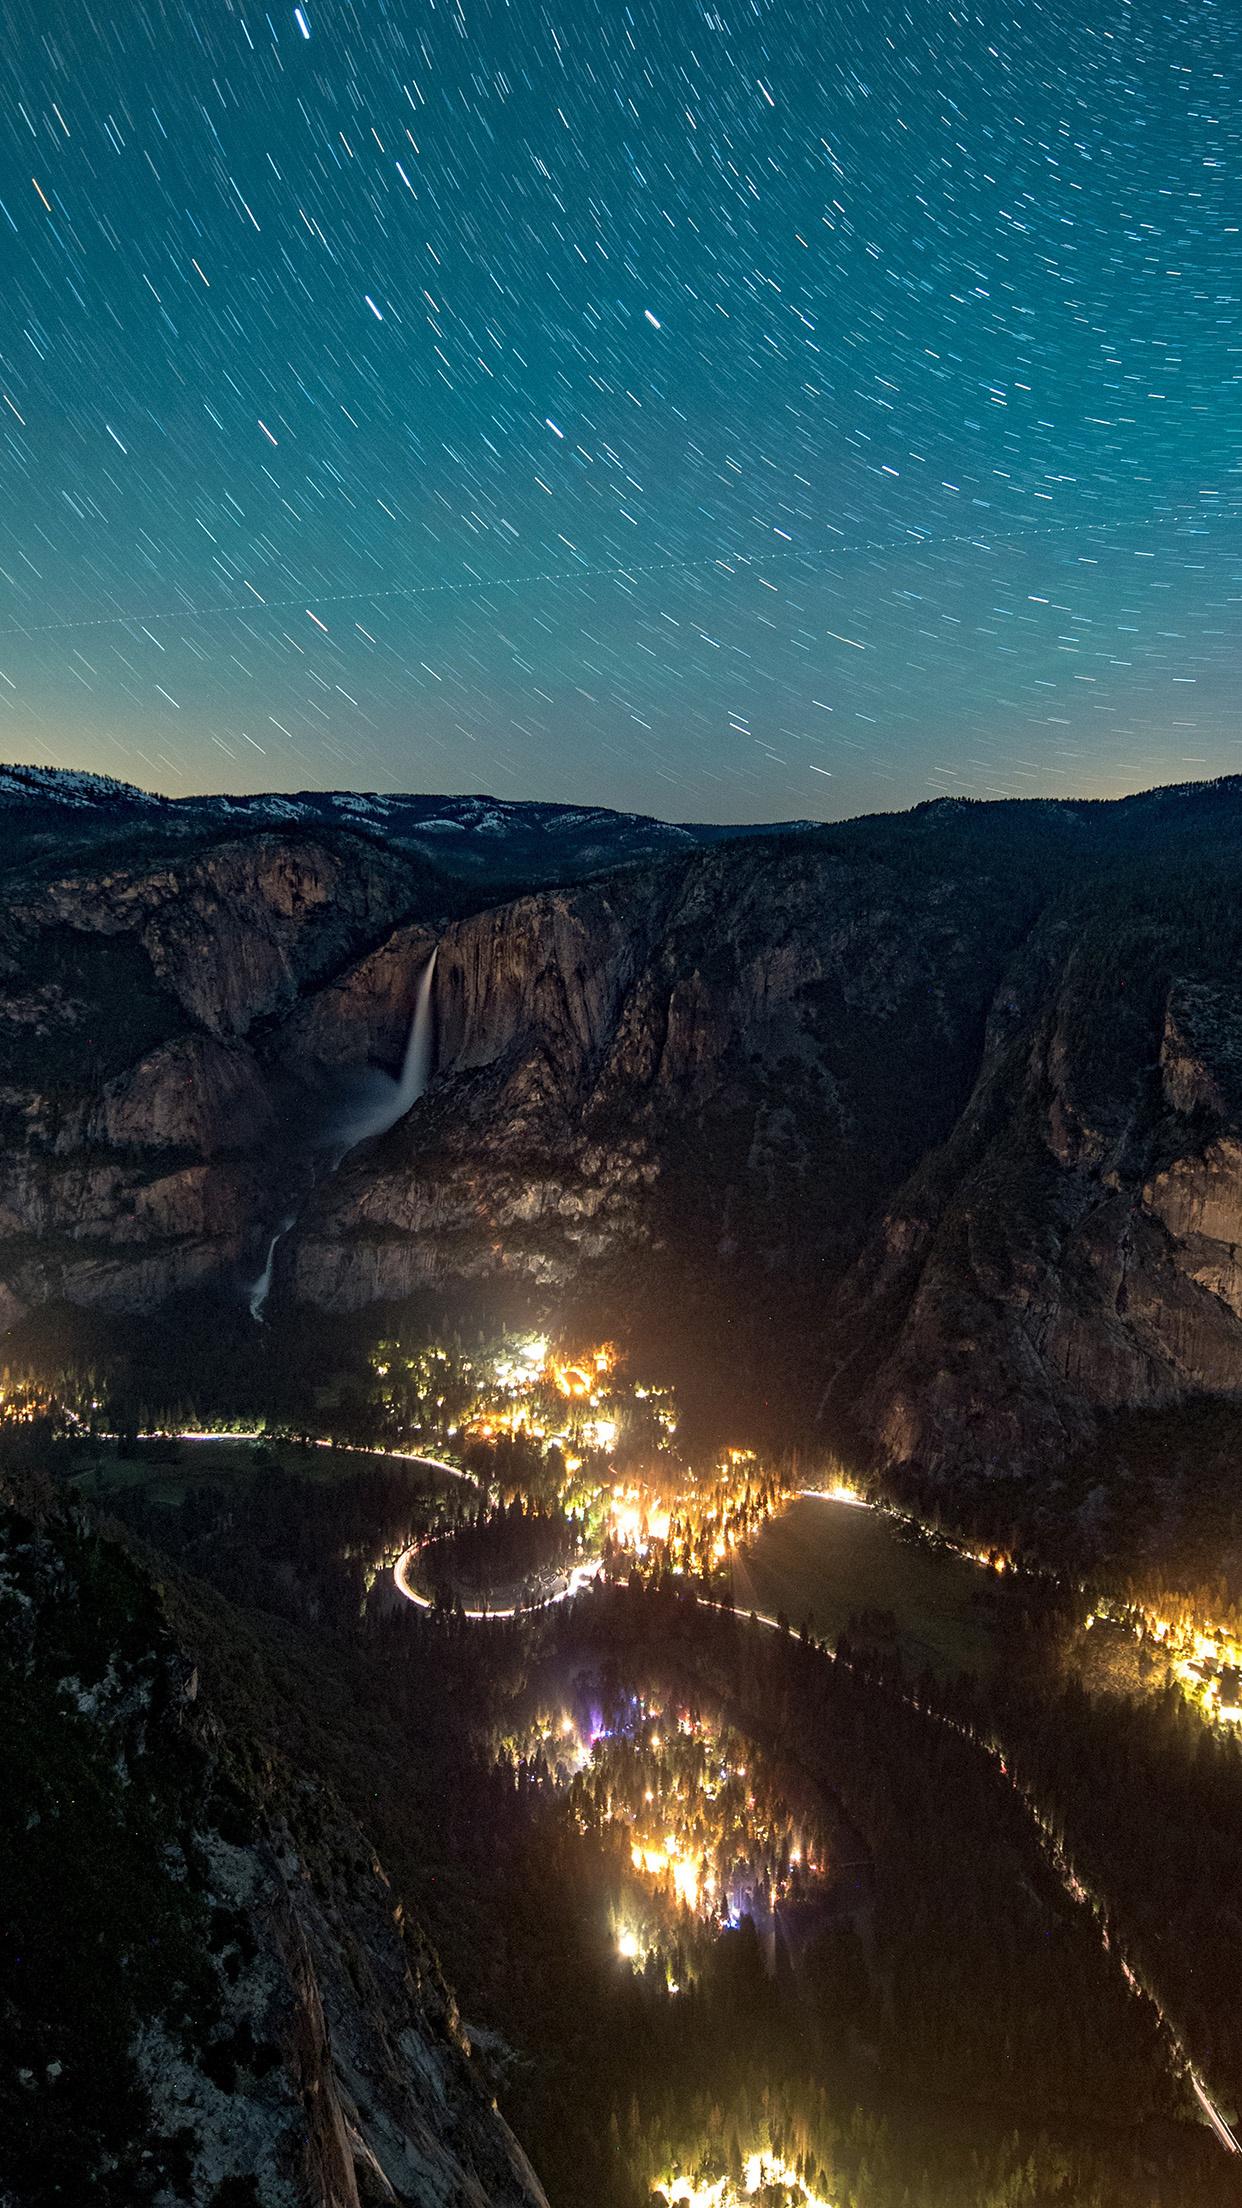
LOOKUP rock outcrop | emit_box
[822,902,1242,1487]
[0,1483,550,2208]
[0,830,423,1317]
[17,833,422,1039]
[278,840,1018,1361]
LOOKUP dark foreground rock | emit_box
[0,1478,549,2208]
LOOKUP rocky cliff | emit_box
[0,828,425,1314]
[277,838,1022,1380]
[0,1477,550,2208]
[7,770,1242,1485]
[821,884,1242,1489]
[0,793,1029,1360]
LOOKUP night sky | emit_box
[2,0,1241,821]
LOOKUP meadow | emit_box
[71,1431,461,1510]
[735,1494,998,1679]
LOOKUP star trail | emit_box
[2,0,1241,816]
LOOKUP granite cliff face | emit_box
[276,840,1020,1367]
[0,803,1026,1351]
[822,904,1242,1488]
[7,772,1242,1484]
[0,830,421,1315]
[0,1483,550,2208]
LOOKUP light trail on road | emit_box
[393,1542,601,1619]
[154,1429,477,1480]
[1194,2074,1242,2154]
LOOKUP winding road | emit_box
[391,1482,1241,2158]
[393,1542,601,1619]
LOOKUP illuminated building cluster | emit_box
[512,1697,830,1963]
[657,2155,836,2208]
[0,1372,71,1428]
[370,1334,672,1503]
[606,1450,794,1587]
[468,1339,636,1503]
[373,1332,796,1599]
[1089,1598,1242,1723]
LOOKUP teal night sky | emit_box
[2,0,1241,818]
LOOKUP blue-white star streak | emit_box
[1,0,1241,816]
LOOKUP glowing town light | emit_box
[520,1339,547,1365]
[662,2148,837,2208]
[672,1856,700,1908]
[633,1845,669,1875]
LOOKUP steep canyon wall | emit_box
[4,784,1242,1481]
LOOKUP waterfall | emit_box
[329,945,438,1160]
[248,948,438,1321]
[392,944,438,1124]
[249,1215,294,1323]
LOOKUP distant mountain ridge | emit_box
[0,762,817,892]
